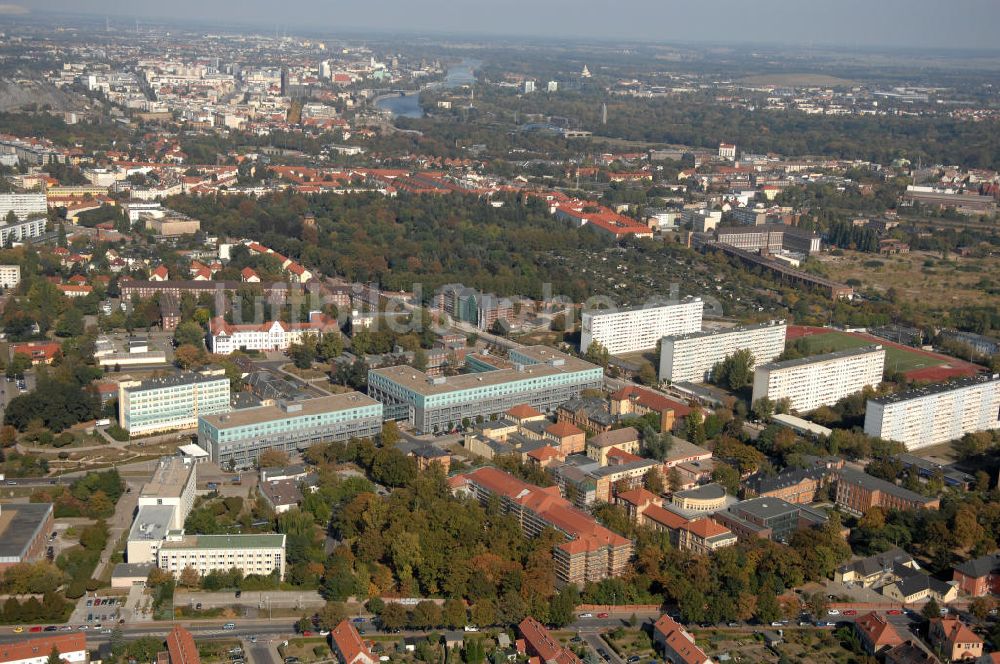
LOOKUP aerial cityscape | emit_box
[0,3,1000,664]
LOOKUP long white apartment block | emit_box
[751,345,885,412]
[864,374,1000,450]
[580,297,703,355]
[659,320,787,383]
[0,193,46,220]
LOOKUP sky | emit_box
[6,0,1000,51]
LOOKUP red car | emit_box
[597,613,609,619]
[301,631,313,637]
[843,610,857,617]
[887,609,902,616]
[29,626,43,633]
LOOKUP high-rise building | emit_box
[864,374,1000,450]
[751,346,885,412]
[0,193,46,220]
[581,298,702,355]
[118,370,231,435]
[138,456,198,530]
[368,346,603,433]
[0,265,20,289]
[198,393,382,469]
[660,320,787,383]
[523,80,535,93]
[546,80,558,92]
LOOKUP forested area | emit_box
[166,191,609,301]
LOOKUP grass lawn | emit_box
[793,331,941,373]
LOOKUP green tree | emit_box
[46,646,61,664]
[55,306,84,338]
[584,341,610,369]
[685,409,706,444]
[172,321,206,349]
[751,397,775,422]
[638,362,658,386]
[922,597,941,620]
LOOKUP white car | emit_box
[827,609,840,616]
[464,626,479,632]
[578,613,593,619]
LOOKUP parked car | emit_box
[597,613,609,619]
[223,623,236,630]
[827,609,840,616]
[843,610,857,617]
[578,613,593,619]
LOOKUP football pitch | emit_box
[793,331,941,373]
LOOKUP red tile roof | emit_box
[642,504,690,531]
[518,617,582,664]
[545,421,583,438]
[681,518,732,540]
[610,385,692,417]
[461,467,630,554]
[507,404,543,419]
[330,619,375,664]
[856,611,904,650]
[0,634,87,664]
[166,625,200,664]
[652,615,709,664]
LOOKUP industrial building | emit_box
[751,346,885,412]
[580,298,703,355]
[864,374,1000,451]
[0,503,53,571]
[659,320,787,383]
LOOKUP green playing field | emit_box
[792,331,940,373]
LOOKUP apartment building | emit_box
[751,346,885,413]
[0,193,46,220]
[834,468,940,516]
[127,504,175,564]
[451,467,632,587]
[118,370,231,435]
[659,320,787,383]
[0,216,47,246]
[683,208,721,233]
[715,225,785,253]
[580,298,703,355]
[677,518,738,555]
[369,346,603,433]
[0,265,20,289]
[864,374,1000,451]
[157,533,286,580]
[0,634,87,664]
[198,393,382,469]
[209,312,340,354]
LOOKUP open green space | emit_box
[794,331,940,373]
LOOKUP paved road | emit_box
[581,632,623,664]
[248,638,283,664]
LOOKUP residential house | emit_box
[929,617,984,662]
[586,427,640,465]
[544,421,586,455]
[330,619,377,664]
[884,641,939,664]
[517,617,582,664]
[651,614,713,664]
[835,549,921,589]
[854,611,904,656]
[953,554,1000,597]
[882,573,958,605]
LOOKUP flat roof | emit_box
[758,344,883,372]
[0,502,52,560]
[773,413,833,437]
[140,457,194,499]
[662,319,786,343]
[731,496,799,520]
[128,504,174,543]
[160,533,285,550]
[870,373,998,405]
[582,297,701,317]
[370,348,599,396]
[124,371,227,394]
[200,392,379,430]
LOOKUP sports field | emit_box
[787,326,981,380]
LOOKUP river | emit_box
[375,58,480,118]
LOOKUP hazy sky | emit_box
[8,0,1000,50]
